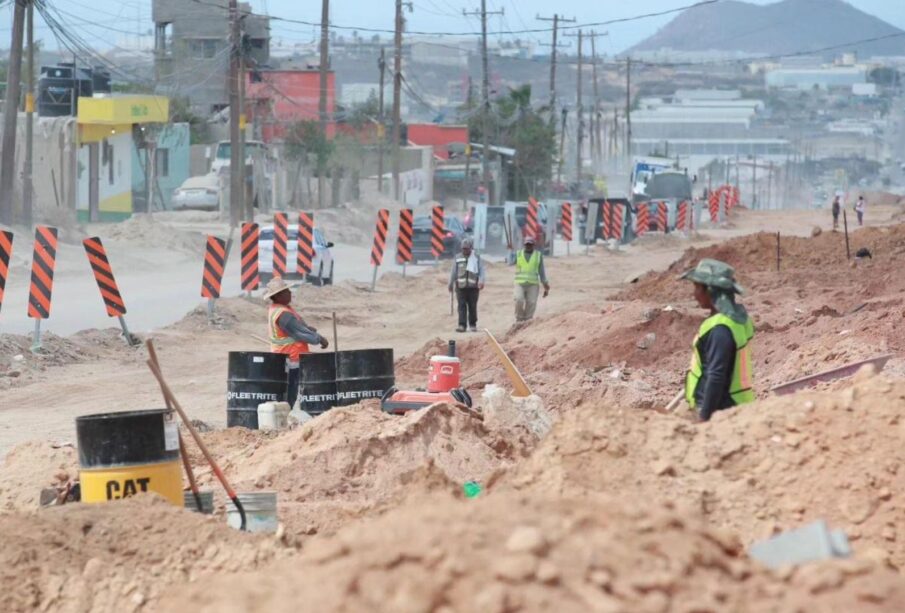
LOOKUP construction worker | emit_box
[264,277,329,409]
[514,235,550,322]
[682,259,755,422]
[448,237,486,333]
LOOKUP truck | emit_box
[630,156,674,203]
[208,140,274,211]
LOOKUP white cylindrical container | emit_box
[257,401,291,431]
[226,491,278,533]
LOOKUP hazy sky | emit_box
[2,0,903,54]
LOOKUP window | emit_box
[156,148,169,178]
[102,139,115,185]
[189,39,218,59]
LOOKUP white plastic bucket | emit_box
[257,401,291,431]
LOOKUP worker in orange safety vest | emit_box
[264,277,329,409]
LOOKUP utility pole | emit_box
[587,31,606,173]
[465,1,503,205]
[240,25,251,220]
[23,0,34,229]
[393,1,412,201]
[377,48,386,194]
[624,57,632,163]
[557,108,567,183]
[565,30,583,185]
[536,14,574,124]
[752,154,757,210]
[0,0,26,226]
[228,0,242,228]
[318,0,330,209]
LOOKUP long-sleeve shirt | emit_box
[449,254,486,289]
[277,312,322,345]
[693,324,736,421]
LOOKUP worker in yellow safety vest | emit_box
[514,235,550,322]
[681,259,755,421]
[264,277,329,409]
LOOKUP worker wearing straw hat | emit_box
[264,277,329,409]
[681,259,755,422]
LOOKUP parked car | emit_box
[258,225,335,285]
[411,215,469,263]
[172,175,219,211]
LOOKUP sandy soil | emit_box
[2,199,905,612]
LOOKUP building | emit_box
[245,69,336,142]
[75,95,173,221]
[407,124,468,160]
[153,0,269,115]
[765,67,867,90]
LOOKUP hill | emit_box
[629,0,905,59]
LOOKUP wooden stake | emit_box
[145,340,246,530]
[483,328,532,397]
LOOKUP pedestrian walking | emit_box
[448,237,485,333]
[513,236,550,323]
[855,195,866,226]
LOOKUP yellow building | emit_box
[77,95,169,222]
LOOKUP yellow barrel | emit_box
[76,409,183,505]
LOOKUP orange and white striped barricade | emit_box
[430,206,445,262]
[83,236,139,346]
[201,235,227,320]
[656,201,669,232]
[240,222,260,295]
[370,209,390,291]
[708,190,720,223]
[611,201,625,244]
[296,212,315,279]
[27,225,58,351]
[526,197,540,240]
[561,202,573,255]
[272,212,289,278]
[0,230,13,318]
[676,200,689,233]
[396,208,414,275]
[635,202,650,237]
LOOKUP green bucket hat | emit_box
[680,258,744,295]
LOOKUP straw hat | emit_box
[263,277,296,300]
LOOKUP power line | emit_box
[187,0,720,37]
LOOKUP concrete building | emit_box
[765,67,867,90]
[245,69,336,142]
[153,0,269,115]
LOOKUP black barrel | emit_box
[336,349,395,405]
[227,352,288,429]
[75,408,183,505]
[299,352,338,416]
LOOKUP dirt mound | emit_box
[503,374,905,568]
[617,225,905,302]
[98,214,206,254]
[0,496,291,613]
[160,491,905,612]
[193,403,515,535]
[0,329,136,391]
[0,441,78,511]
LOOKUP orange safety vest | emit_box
[268,304,310,363]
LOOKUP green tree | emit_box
[462,85,555,200]
[169,96,207,144]
[284,120,334,206]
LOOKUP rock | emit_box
[505,526,548,556]
[811,226,822,237]
[641,307,658,322]
[651,459,676,477]
[493,554,537,582]
[12,354,24,362]
[636,333,657,350]
[536,560,561,585]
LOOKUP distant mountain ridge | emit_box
[629,0,905,58]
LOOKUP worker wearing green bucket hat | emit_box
[681,259,755,421]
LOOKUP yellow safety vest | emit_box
[685,313,755,408]
[515,250,541,285]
